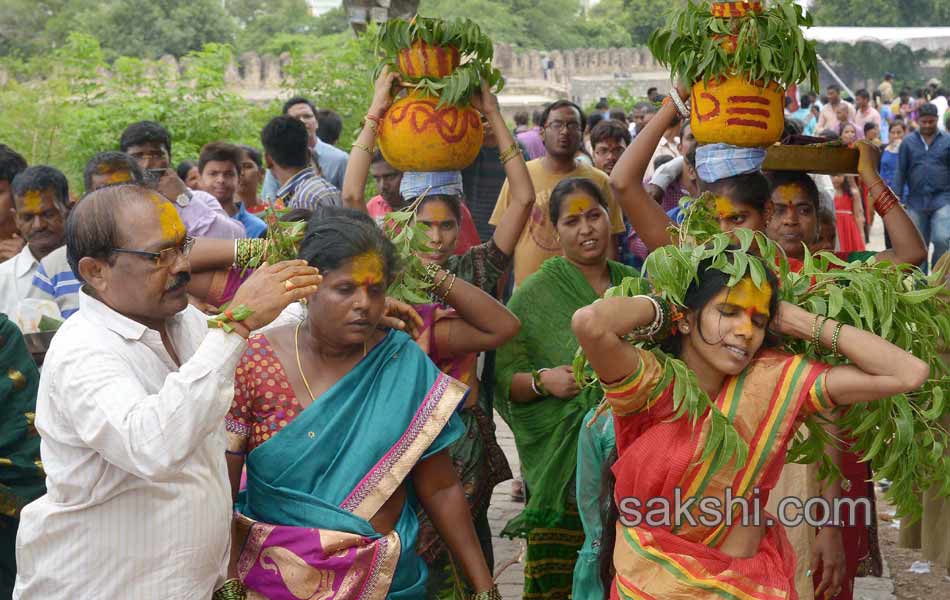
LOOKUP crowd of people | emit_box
[0,61,946,600]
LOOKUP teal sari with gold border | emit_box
[234,330,467,599]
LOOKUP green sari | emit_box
[0,314,44,598]
[494,257,638,599]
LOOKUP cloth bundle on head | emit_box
[695,143,767,183]
[399,171,463,200]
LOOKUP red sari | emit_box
[605,348,834,599]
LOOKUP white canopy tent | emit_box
[803,27,950,53]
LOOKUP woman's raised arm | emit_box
[341,67,400,211]
[609,96,684,252]
[773,301,929,405]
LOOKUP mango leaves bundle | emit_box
[577,194,950,520]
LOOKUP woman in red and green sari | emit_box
[572,255,929,599]
[225,208,499,599]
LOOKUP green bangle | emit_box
[212,578,246,600]
[831,321,844,357]
[208,304,254,334]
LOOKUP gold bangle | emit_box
[441,274,458,299]
[352,142,373,155]
[471,585,502,600]
[498,142,520,163]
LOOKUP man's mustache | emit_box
[165,272,191,292]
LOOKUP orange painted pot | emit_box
[379,93,484,172]
[397,41,461,80]
[690,76,784,148]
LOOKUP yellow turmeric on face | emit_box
[350,251,384,286]
[22,190,43,213]
[565,194,597,216]
[149,193,185,241]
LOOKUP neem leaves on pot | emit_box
[375,16,505,107]
[648,0,819,92]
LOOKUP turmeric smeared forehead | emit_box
[22,190,43,212]
[728,277,772,317]
[350,251,384,286]
[565,193,597,216]
[148,193,185,241]
[714,195,738,218]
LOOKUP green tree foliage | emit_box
[282,29,378,148]
[227,0,323,53]
[810,0,950,26]
[0,33,270,191]
[418,0,670,49]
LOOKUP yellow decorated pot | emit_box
[379,93,484,172]
[690,76,784,148]
[397,41,461,80]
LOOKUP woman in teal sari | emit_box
[225,208,498,599]
[494,178,640,599]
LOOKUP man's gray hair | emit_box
[66,184,155,282]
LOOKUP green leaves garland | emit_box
[375,16,504,107]
[575,193,950,519]
[648,0,820,91]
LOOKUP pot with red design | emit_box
[378,91,484,172]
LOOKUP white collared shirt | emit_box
[0,245,40,317]
[14,290,246,600]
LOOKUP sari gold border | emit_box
[349,374,468,521]
[613,524,787,600]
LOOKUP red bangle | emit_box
[874,188,900,217]
[365,113,382,124]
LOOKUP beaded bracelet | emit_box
[831,322,844,357]
[812,315,831,352]
[471,584,502,600]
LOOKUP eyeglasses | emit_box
[112,236,195,267]
[545,121,582,133]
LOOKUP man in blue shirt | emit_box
[260,97,347,200]
[894,102,950,270]
[198,143,266,238]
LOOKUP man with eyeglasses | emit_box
[13,184,321,599]
[489,100,627,285]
